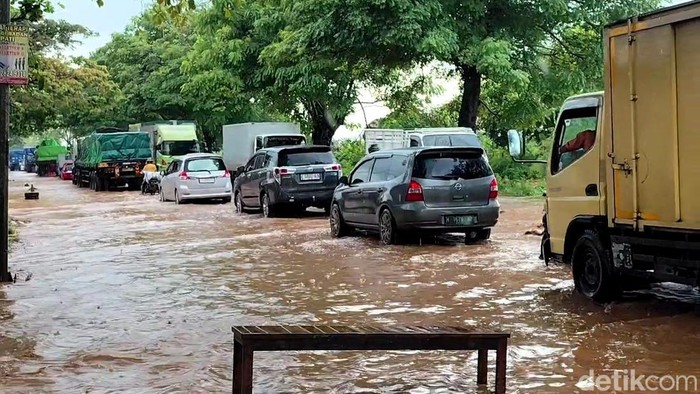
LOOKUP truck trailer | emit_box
[508,0,700,302]
[73,128,152,191]
[129,120,200,170]
[222,122,305,176]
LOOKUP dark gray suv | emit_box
[233,145,341,217]
[329,146,499,245]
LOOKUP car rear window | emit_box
[278,149,336,166]
[265,136,305,147]
[412,151,492,180]
[185,157,226,172]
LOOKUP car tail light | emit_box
[273,167,295,182]
[222,169,230,178]
[324,164,341,171]
[406,179,424,202]
[489,178,498,199]
[179,171,190,180]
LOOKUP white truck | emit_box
[222,122,305,175]
[363,127,485,153]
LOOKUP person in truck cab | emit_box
[559,129,596,154]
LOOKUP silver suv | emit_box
[329,147,499,245]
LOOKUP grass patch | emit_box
[499,177,546,197]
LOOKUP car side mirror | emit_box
[338,176,348,185]
[160,171,165,176]
[507,129,524,159]
[237,166,245,174]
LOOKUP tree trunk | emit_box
[304,100,340,145]
[457,65,482,130]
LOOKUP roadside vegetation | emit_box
[9,0,663,196]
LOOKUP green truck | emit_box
[35,138,69,176]
[128,121,200,170]
[73,128,152,191]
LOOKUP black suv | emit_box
[233,145,342,217]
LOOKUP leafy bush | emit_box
[333,139,366,174]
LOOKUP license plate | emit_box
[443,215,476,226]
[300,173,321,181]
[199,177,215,184]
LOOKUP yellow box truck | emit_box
[508,0,700,302]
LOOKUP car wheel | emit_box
[261,193,274,218]
[235,192,245,214]
[572,229,621,303]
[175,189,182,205]
[465,228,491,244]
[329,203,349,238]
[379,208,398,245]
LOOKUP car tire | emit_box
[572,229,621,303]
[465,228,491,244]
[235,191,245,214]
[261,193,275,218]
[175,189,183,205]
[329,203,350,238]
[223,196,231,204]
[379,208,398,245]
[159,187,166,202]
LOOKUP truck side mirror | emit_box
[507,129,524,159]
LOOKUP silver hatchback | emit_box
[329,146,499,245]
[159,153,232,204]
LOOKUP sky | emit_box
[48,0,688,140]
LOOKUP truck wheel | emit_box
[572,229,621,303]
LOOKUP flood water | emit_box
[2,172,700,393]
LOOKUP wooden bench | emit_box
[232,325,509,393]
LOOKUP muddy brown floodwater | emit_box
[2,172,700,393]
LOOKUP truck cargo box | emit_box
[605,0,700,230]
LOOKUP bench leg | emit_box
[495,341,507,394]
[477,349,488,386]
[233,342,254,394]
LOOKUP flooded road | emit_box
[2,172,700,393]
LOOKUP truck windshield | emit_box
[413,151,492,180]
[185,157,226,172]
[278,149,335,166]
[422,134,482,148]
[265,136,305,148]
[164,140,199,156]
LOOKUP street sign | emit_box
[0,24,28,85]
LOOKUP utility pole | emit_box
[0,0,11,283]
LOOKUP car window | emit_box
[412,151,492,180]
[263,154,272,168]
[253,154,266,170]
[278,149,335,166]
[350,159,374,185]
[244,155,257,171]
[409,137,420,147]
[185,157,226,172]
[369,156,405,182]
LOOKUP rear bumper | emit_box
[179,183,232,200]
[393,199,500,232]
[271,187,334,207]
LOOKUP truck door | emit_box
[546,101,603,256]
